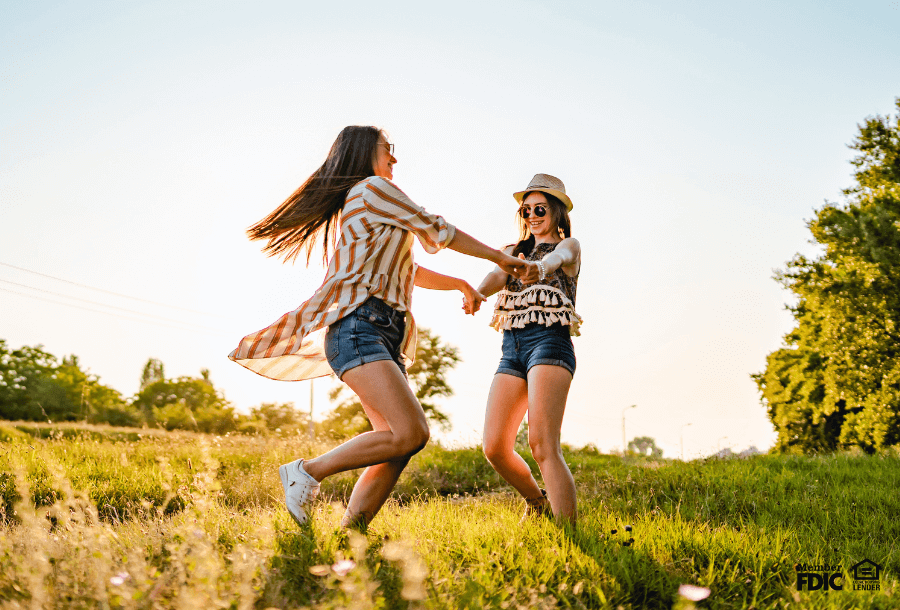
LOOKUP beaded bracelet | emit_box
[537,260,546,281]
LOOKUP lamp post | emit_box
[718,436,728,455]
[308,378,315,443]
[681,422,692,461]
[622,404,636,455]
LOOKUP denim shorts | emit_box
[496,323,576,379]
[325,297,407,380]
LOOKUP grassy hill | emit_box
[0,421,897,609]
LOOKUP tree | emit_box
[132,364,237,433]
[246,402,308,434]
[323,327,461,438]
[627,436,663,458]
[52,355,138,426]
[755,98,900,453]
[0,340,60,421]
[0,342,134,424]
[140,358,165,391]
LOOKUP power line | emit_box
[0,261,225,317]
[0,277,226,330]
[0,286,230,336]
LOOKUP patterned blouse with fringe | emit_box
[490,241,582,336]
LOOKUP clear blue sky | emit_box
[2,0,898,456]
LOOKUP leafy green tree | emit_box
[0,342,134,424]
[755,98,900,453]
[246,402,308,434]
[140,358,165,391]
[53,355,138,426]
[324,327,461,438]
[0,340,60,421]
[628,436,663,458]
[132,365,237,433]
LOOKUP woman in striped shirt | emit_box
[230,126,528,529]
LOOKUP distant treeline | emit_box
[0,327,459,437]
[0,343,308,435]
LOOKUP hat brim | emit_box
[513,187,573,212]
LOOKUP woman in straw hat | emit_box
[470,174,582,522]
[229,126,528,529]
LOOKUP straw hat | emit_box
[513,173,573,212]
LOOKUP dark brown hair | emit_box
[247,125,383,263]
[511,191,572,258]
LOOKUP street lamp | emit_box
[308,378,315,442]
[622,404,636,455]
[681,423,692,461]
[718,436,729,455]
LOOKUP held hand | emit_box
[460,283,486,315]
[516,254,541,285]
[497,252,529,278]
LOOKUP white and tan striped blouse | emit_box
[229,176,457,381]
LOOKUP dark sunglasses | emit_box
[519,205,547,219]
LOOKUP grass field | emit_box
[0,421,897,609]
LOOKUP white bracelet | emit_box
[537,260,546,281]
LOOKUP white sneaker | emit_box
[278,458,320,526]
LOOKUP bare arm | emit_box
[415,266,485,315]
[476,245,515,298]
[541,238,581,275]
[447,230,528,277]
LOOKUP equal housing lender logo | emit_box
[794,558,883,592]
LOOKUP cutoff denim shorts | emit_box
[325,297,407,380]
[496,323,576,379]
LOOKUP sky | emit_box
[2,0,899,457]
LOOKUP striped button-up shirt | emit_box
[229,176,457,381]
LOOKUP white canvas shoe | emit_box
[278,458,320,526]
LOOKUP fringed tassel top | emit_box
[490,242,582,336]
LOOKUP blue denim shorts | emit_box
[496,323,576,379]
[325,297,407,380]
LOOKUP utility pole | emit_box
[308,378,315,443]
[621,404,636,455]
[681,422,692,460]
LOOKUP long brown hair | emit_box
[247,126,383,263]
[511,191,572,258]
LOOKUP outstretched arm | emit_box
[517,238,581,284]
[447,230,529,278]
[476,245,515,299]
[541,238,580,275]
[415,266,485,315]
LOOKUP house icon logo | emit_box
[850,559,882,591]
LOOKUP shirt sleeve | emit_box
[361,177,457,254]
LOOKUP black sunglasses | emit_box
[519,205,547,219]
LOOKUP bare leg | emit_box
[302,360,429,483]
[340,401,411,529]
[527,365,576,522]
[482,373,544,500]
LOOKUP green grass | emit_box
[0,421,897,609]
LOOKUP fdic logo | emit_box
[795,563,843,591]
[795,559,883,592]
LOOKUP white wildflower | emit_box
[678,584,711,601]
[109,572,129,586]
[331,559,356,576]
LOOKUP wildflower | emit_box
[331,559,356,576]
[109,572,129,586]
[678,584,711,601]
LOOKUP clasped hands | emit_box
[460,253,541,316]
